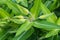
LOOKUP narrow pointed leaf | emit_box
[11,19,26,24]
[40,2,57,23]
[30,0,41,19]
[16,4,30,15]
[16,20,33,36]
[5,0,29,15]
[33,20,60,30]
[45,29,59,38]
[16,0,28,7]
[57,18,60,25]
[13,28,34,40]
[39,13,54,19]
[0,8,9,18]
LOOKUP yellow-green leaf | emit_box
[16,20,33,36]
[30,0,41,19]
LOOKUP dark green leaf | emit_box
[33,20,60,30]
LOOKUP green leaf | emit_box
[44,0,52,7]
[15,20,33,36]
[44,0,59,11]
[0,8,9,18]
[0,20,8,27]
[30,0,41,19]
[57,18,60,25]
[40,2,57,23]
[45,29,59,38]
[49,0,58,11]
[0,29,9,40]
[16,0,28,7]
[5,0,20,15]
[33,20,60,30]
[40,1,59,39]
[13,28,34,40]
[5,0,29,16]
[39,13,54,19]
[0,0,7,4]
[16,4,30,15]
[11,19,26,24]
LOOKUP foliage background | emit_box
[0,0,60,40]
